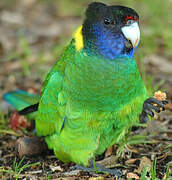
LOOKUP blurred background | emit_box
[0,0,171,179]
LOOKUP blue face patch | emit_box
[127,47,134,58]
[92,24,134,59]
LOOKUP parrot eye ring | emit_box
[104,18,111,25]
[126,19,135,26]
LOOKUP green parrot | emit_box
[3,2,167,174]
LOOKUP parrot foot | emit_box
[16,137,48,158]
[139,97,168,123]
[72,160,122,177]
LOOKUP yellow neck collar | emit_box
[73,26,84,51]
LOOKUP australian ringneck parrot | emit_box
[4,2,162,167]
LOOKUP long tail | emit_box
[19,103,39,115]
[3,90,40,114]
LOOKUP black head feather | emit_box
[84,2,139,29]
[82,2,139,59]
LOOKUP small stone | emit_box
[16,137,47,158]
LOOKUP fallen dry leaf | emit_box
[10,111,33,130]
[167,132,172,138]
[127,146,139,153]
[157,154,168,162]
[165,104,172,111]
[97,155,118,168]
[49,165,63,172]
[136,156,151,174]
[127,172,140,179]
[63,170,81,176]
[26,170,42,174]
[105,146,114,157]
[89,177,104,180]
[125,158,137,165]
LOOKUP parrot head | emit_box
[81,2,140,59]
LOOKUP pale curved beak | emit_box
[121,22,140,48]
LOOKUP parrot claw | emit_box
[139,97,167,123]
[71,160,122,177]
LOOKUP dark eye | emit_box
[104,18,111,25]
[126,19,135,26]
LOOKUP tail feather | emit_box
[19,103,39,115]
[3,90,39,111]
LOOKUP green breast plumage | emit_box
[63,43,147,112]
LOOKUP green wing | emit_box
[35,42,72,136]
[35,41,99,166]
